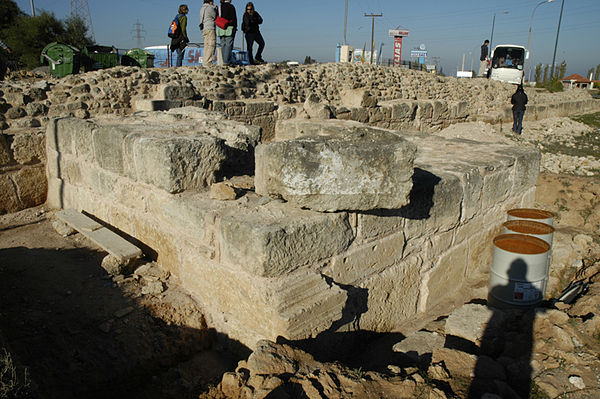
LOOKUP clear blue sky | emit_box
[16,0,600,76]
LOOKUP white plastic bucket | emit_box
[507,208,554,226]
[488,233,551,309]
[502,220,554,247]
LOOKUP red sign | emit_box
[393,36,403,67]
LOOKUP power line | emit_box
[71,0,95,42]
[131,20,146,49]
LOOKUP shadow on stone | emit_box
[362,168,441,220]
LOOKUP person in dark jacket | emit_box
[511,84,528,134]
[0,39,11,81]
[171,4,190,67]
[478,39,489,77]
[218,0,237,65]
[242,2,265,65]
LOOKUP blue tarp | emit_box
[144,43,249,67]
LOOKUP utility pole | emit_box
[71,0,95,42]
[364,13,382,64]
[30,0,35,16]
[131,20,146,49]
[550,0,565,81]
[344,0,348,45]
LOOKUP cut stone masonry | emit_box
[46,109,540,347]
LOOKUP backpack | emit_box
[168,14,182,38]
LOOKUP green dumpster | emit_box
[81,45,118,71]
[121,48,154,68]
[40,42,81,77]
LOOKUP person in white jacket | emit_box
[200,0,217,65]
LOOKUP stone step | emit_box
[56,209,142,262]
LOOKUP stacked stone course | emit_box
[46,108,540,347]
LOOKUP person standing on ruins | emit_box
[171,4,190,67]
[217,0,238,65]
[0,39,12,81]
[200,0,218,65]
[511,84,528,134]
[478,39,489,77]
[242,2,265,65]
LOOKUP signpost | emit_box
[389,26,410,67]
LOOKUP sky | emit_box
[15,0,600,77]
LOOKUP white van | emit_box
[489,44,528,84]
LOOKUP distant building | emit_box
[561,73,592,90]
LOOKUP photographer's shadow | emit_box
[468,259,542,399]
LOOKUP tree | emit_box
[595,64,600,81]
[4,11,65,69]
[588,68,595,80]
[0,0,23,31]
[534,64,542,86]
[304,56,314,65]
[59,15,93,50]
[558,61,567,80]
[542,64,549,84]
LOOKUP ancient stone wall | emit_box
[0,128,46,213]
[46,111,539,347]
[2,64,599,214]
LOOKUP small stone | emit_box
[141,281,164,296]
[114,306,134,318]
[210,182,240,200]
[52,219,76,237]
[568,375,585,389]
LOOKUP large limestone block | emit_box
[219,202,353,277]
[274,119,382,142]
[93,125,129,174]
[339,89,378,109]
[131,134,228,193]
[0,173,20,213]
[255,131,417,212]
[11,131,46,165]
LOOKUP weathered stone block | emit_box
[255,131,417,212]
[219,202,353,277]
[508,146,541,194]
[0,173,19,213]
[424,241,469,310]
[0,134,12,165]
[11,131,45,165]
[131,134,227,193]
[93,125,128,174]
[159,84,196,100]
[339,89,378,108]
[328,232,405,285]
[274,119,378,142]
[47,118,73,154]
[13,165,47,208]
[402,167,463,239]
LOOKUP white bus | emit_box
[489,44,528,85]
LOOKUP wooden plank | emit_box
[56,209,103,232]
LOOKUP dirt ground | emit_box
[1,170,598,398]
[0,208,242,399]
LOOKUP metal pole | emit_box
[490,11,508,55]
[525,1,554,83]
[550,0,565,80]
[489,14,496,52]
[365,13,382,64]
[344,0,348,45]
[30,0,35,16]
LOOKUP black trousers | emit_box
[245,31,265,63]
